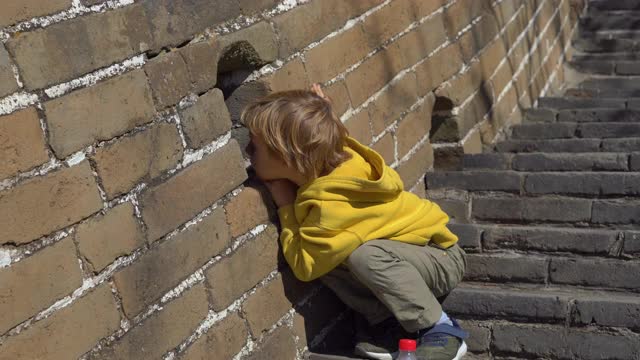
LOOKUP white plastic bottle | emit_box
[396,339,418,360]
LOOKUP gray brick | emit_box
[601,138,640,152]
[462,153,512,170]
[570,59,614,74]
[524,108,557,122]
[630,153,640,170]
[426,171,521,192]
[590,0,640,11]
[524,173,640,196]
[617,61,640,75]
[144,51,191,109]
[472,197,592,222]
[580,15,639,31]
[457,320,491,353]
[493,324,640,359]
[496,139,601,153]
[574,38,639,54]
[537,97,626,110]
[446,223,482,250]
[511,123,577,140]
[558,109,640,123]
[627,98,640,109]
[179,88,232,148]
[577,122,640,138]
[513,153,629,171]
[573,294,640,329]
[581,78,640,92]
[464,254,548,283]
[624,231,640,254]
[432,198,470,224]
[550,258,640,290]
[592,200,640,225]
[443,287,568,320]
[483,226,616,255]
[6,4,151,89]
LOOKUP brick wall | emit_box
[0,0,582,358]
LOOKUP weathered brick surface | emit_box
[144,51,191,109]
[396,94,435,158]
[93,123,183,199]
[0,107,49,180]
[511,122,577,139]
[631,153,640,171]
[446,223,482,250]
[305,24,370,84]
[225,185,272,238]
[264,58,310,93]
[578,122,640,139]
[0,45,19,97]
[75,203,145,273]
[344,111,373,146]
[573,294,640,329]
[44,69,155,158]
[0,0,72,28]
[457,320,491,353]
[444,0,491,37]
[496,138,601,153]
[247,326,297,360]
[0,284,120,360]
[415,44,464,97]
[367,73,419,135]
[114,208,229,318]
[206,225,279,310]
[550,257,640,290]
[322,80,351,117]
[444,286,568,320]
[395,140,434,188]
[371,132,395,165]
[472,196,592,222]
[217,21,278,71]
[525,173,640,196]
[394,13,447,69]
[462,153,512,170]
[457,14,500,63]
[0,162,102,245]
[558,109,640,123]
[346,46,404,107]
[7,4,151,89]
[95,283,208,360]
[181,313,248,360]
[513,152,629,171]
[178,39,220,94]
[426,171,522,192]
[601,138,640,152]
[483,226,616,254]
[464,254,549,283]
[180,89,233,148]
[592,200,640,225]
[492,324,640,359]
[243,273,294,336]
[140,140,247,241]
[0,238,82,334]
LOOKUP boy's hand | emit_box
[264,179,298,208]
[311,83,331,104]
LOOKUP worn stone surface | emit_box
[0,45,19,97]
[206,225,279,310]
[44,69,155,158]
[7,4,151,89]
[75,202,145,272]
[144,51,191,109]
[224,184,272,238]
[0,238,83,335]
[140,140,247,241]
[0,284,120,360]
[93,122,183,199]
[180,312,248,360]
[180,88,233,148]
[0,107,49,180]
[0,162,102,245]
[114,208,229,318]
[464,254,549,283]
[0,0,72,28]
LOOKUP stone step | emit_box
[580,15,640,31]
[525,108,640,123]
[444,283,640,327]
[573,37,640,53]
[571,77,640,97]
[581,29,640,39]
[469,194,640,225]
[462,152,636,172]
[589,0,640,11]
[569,58,640,75]
[511,122,640,140]
[537,96,627,109]
[495,138,640,153]
[446,223,640,256]
[427,171,640,197]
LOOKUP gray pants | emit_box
[320,240,466,333]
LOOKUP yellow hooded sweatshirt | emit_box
[277,136,459,282]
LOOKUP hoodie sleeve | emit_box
[277,204,363,282]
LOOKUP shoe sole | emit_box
[353,348,396,360]
[453,341,467,360]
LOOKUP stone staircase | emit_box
[309,1,640,359]
[428,1,640,358]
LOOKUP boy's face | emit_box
[246,132,290,181]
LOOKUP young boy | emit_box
[240,83,468,360]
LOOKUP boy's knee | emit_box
[346,242,391,275]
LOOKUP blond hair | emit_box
[240,89,351,180]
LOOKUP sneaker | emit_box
[353,316,412,360]
[415,318,469,360]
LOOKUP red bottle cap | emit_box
[398,339,416,351]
